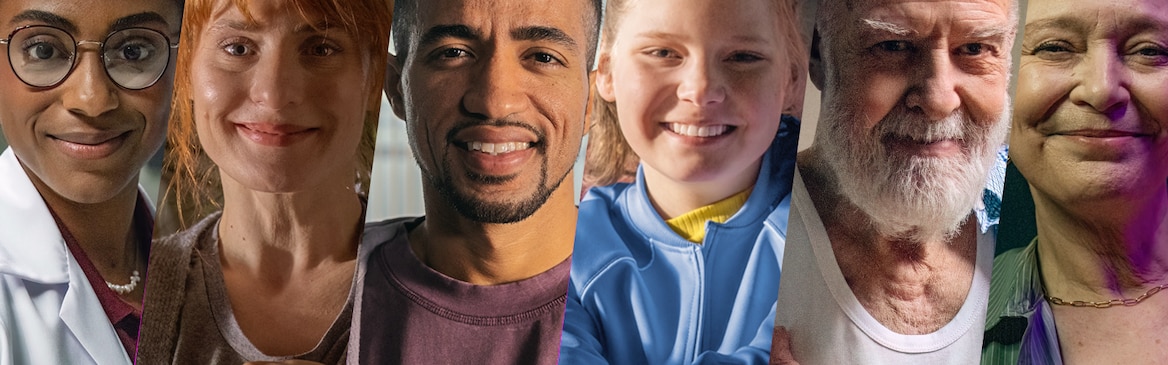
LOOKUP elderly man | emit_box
[351,0,600,363]
[771,0,1015,363]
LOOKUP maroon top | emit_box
[50,195,153,360]
[357,218,570,364]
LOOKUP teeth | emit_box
[467,141,532,155]
[667,123,728,137]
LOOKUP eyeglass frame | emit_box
[0,25,180,90]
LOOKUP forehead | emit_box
[617,0,783,45]
[827,0,1010,36]
[0,0,181,35]
[411,0,592,43]
[1026,0,1168,36]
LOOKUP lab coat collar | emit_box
[0,148,134,364]
[0,149,70,284]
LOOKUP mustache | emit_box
[444,118,547,145]
[876,109,968,144]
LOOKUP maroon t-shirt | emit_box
[357,218,570,364]
[51,196,153,360]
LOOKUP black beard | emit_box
[429,153,569,224]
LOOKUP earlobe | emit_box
[385,54,407,120]
[595,53,616,102]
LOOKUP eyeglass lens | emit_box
[7,26,171,90]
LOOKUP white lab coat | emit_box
[0,148,132,365]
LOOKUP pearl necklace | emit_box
[106,270,141,295]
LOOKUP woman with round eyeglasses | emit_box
[135,0,390,363]
[0,0,181,364]
[981,0,1168,363]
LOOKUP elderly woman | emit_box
[136,0,389,363]
[0,0,180,363]
[982,0,1168,363]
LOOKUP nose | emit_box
[461,52,530,119]
[904,49,962,121]
[676,56,725,106]
[1068,50,1129,116]
[249,50,305,109]
[60,52,119,117]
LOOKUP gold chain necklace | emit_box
[1046,283,1168,308]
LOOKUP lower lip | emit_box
[235,124,315,147]
[884,138,963,157]
[458,146,537,177]
[50,132,129,160]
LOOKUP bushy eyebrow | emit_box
[111,12,171,31]
[8,11,171,35]
[861,19,914,36]
[9,10,76,33]
[512,25,578,52]
[418,24,480,50]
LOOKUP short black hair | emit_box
[391,0,602,68]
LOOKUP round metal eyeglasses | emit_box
[0,25,178,90]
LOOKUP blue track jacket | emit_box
[560,116,800,364]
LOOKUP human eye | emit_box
[219,38,255,57]
[644,48,679,59]
[873,40,912,53]
[109,38,160,63]
[1030,40,1073,55]
[726,51,765,64]
[525,49,566,68]
[956,43,993,57]
[1128,43,1168,66]
[303,38,343,58]
[424,45,474,68]
[19,33,71,63]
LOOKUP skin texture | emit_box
[0,0,180,308]
[595,0,794,219]
[190,0,372,356]
[386,0,591,285]
[798,0,1013,335]
[1015,0,1168,362]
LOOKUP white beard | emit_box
[816,100,1009,242]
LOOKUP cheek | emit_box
[1014,64,1059,128]
[1131,76,1168,134]
[846,70,906,125]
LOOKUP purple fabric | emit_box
[357,218,570,364]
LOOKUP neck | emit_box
[411,173,577,285]
[642,159,762,220]
[30,172,141,272]
[798,149,978,334]
[1035,188,1168,300]
[217,172,362,276]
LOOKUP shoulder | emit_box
[153,212,221,256]
[572,183,649,294]
[361,216,421,259]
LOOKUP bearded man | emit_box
[770,0,1016,363]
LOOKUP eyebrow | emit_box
[111,12,171,31]
[418,24,480,50]
[512,26,578,52]
[861,19,914,36]
[967,24,1012,43]
[9,10,76,33]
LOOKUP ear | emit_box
[385,53,408,121]
[808,27,825,91]
[594,52,616,103]
[584,70,597,136]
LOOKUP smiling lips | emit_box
[452,125,540,177]
[235,122,316,147]
[49,130,131,160]
[665,122,731,138]
[467,141,533,155]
